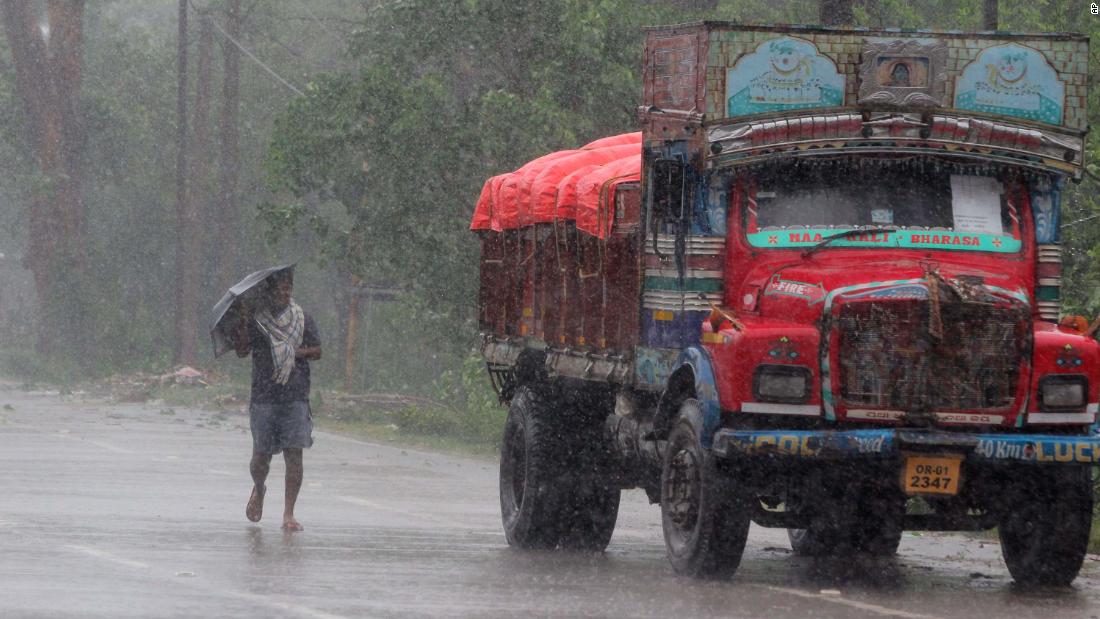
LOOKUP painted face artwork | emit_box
[954,43,1064,124]
[768,41,802,74]
[889,62,910,86]
[995,51,1027,83]
[726,36,845,116]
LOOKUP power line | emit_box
[1063,212,1100,228]
[301,3,344,42]
[191,0,305,97]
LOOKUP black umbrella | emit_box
[210,263,294,357]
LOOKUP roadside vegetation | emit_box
[1,0,1100,551]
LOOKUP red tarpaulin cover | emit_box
[496,149,581,228]
[529,144,638,223]
[470,133,641,238]
[581,132,641,149]
[575,154,641,238]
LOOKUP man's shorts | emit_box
[249,401,313,455]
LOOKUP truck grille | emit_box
[835,300,1025,411]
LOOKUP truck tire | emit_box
[499,386,564,549]
[999,465,1093,587]
[558,478,621,551]
[557,393,621,551]
[660,399,750,579]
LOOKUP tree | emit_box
[0,0,88,353]
[820,0,855,25]
[981,0,998,30]
[216,0,242,286]
[174,0,200,365]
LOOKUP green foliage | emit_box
[392,350,505,444]
[0,347,83,386]
[0,0,1098,418]
[261,0,699,378]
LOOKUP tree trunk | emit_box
[174,0,198,365]
[982,0,998,30]
[217,0,242,285]
[192,15,216,290]
[0,0,87,354]
[344,275,362,392]
[46,0,85,253]
[819,0,855,26]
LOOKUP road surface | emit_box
[3,382,1100,618]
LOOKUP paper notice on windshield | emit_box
[950,175,1003,235]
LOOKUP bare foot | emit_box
[246,485,265,522]
[282,517,303,532]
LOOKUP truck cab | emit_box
[475,22,1099,586]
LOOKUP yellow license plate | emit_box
[902,454,963,496]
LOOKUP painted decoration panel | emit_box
[954,43,1065,125]
[745,228,1022,253]
[726,37,845,117]
[1030,176,1063,244]
[858,38,948,107]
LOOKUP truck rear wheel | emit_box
[661,400,750,579]
[500,385,621,550]
[999,466,1093,587]
[499,386,564,549]
[558,478,620,551]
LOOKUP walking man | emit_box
[235,270,321,531]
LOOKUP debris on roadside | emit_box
[161,366,208,387]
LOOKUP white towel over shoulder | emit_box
[255,301,305,385]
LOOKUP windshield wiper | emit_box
[801,227,898,259]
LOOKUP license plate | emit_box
[902,454,963,496]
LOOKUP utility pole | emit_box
[192,13,214,294]
[174,0,198,365]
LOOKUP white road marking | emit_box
[48,430,135,455]
[85,439,134,454]
[62,543,353,619]
[753,585,944,619]
[65,544,150,570]
[321,431,447,460]
[334,495,464,527]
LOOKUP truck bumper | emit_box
[712,428,1100,465]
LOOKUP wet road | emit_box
[3,384,1100,618]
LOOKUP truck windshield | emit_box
[744,164,1022,253]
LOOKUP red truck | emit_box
[472,22,1099,586]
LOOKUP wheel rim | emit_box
[664,444,701,545]
[507,424,527,508]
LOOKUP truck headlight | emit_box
[753,365,811,403]
[1039,375,1087,411]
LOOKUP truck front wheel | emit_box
[999,466,1093,587]
[660,400,750,578]
[499,386,564,549]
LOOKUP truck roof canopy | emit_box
[470,133,641,238]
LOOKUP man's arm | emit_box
[234,305,252,358]
[296,346,322,361]
[296,314,322,361]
